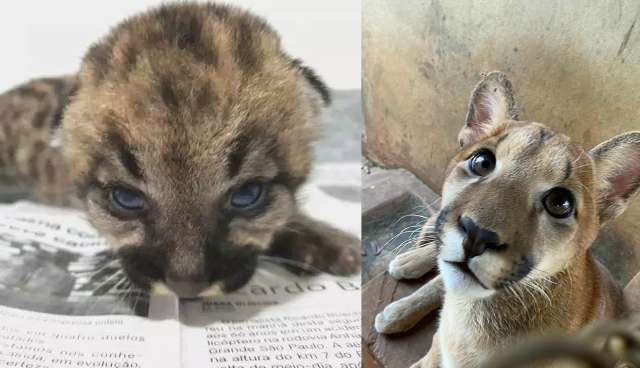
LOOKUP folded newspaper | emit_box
[0,164,361,368]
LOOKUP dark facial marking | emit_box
[496,132,510,146]
[84,41,115,85]
[50,80,78,131]
[158,76,179,111]
[194,81,216,111]
[234,17,261,72]
[104,128,143,180]
[13,85,47,99]
[512,256,533,282]
[435,208,450,233]
[28,141,46,180]
[205,3,231,18]
[117,245,165,290]
[273,172,304,191]
[539,128,555,146]
[157,6,218,66]
[31,105,52,128]
[518,127,556,158]
[44,157,56,185]
[562,159,573,182]
[227,133,251,178]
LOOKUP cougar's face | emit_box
[436,123,598,296]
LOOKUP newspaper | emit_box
[0,164,361,368]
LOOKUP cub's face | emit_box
[436,72,640,298]
[60,4,328,298]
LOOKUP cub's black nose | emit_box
[165,279,208,299]
[459,216,503,259]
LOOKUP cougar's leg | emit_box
[375,275,444,334]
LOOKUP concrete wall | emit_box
[363,0,640,283]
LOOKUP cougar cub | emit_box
[375,72,640,368]
[0,3,359,298]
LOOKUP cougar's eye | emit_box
[468,149,496,176]
[543,188,575,218]
[110,186,146,211]
[230,182,264,208]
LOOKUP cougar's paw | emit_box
[388,248,437,280]
[374,298,417,334]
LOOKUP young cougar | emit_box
[375,71,640,368]
[0,3,359,299]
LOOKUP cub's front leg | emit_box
[265,212,360,275]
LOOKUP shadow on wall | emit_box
[363,0,640,285]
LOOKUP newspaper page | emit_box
[0,163,361,367]
[180,267,360,368]
[0,202,182,367]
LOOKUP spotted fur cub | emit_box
[0,3,359,298]
[375,72,640,368]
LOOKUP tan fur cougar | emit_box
[375,71,640,368]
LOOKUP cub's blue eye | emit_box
[110,187,146,211]
[230,182,263,208]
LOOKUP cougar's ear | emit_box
[458,71,519,147]
[589,132,640,225]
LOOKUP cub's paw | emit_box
[328,242,361,276]
[374,298,418,334]
[388,247,437,280]
[267,215,361,276]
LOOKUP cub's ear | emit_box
[458,71,519,147]
[589,132,640,225]
[290,58,331,108]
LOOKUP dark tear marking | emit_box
[105,128,143,180]
[291,59,331,106]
